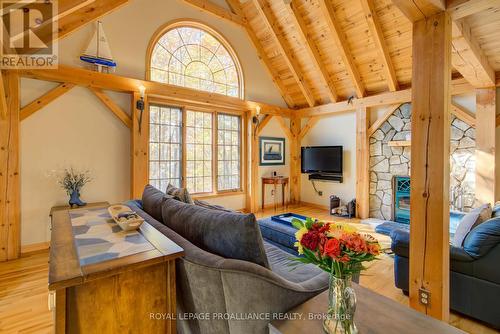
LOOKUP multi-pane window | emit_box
[217,114,241,191]
[149,105,182,191]
[185,111,213,194]
[150,24,243,98]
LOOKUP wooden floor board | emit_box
[0,205,497,333]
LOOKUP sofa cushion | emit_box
[263,241,327,283]
[161,197,270,268]
[463,217,500,258]
[194,199,235,212]
[142,185,173,222]
[452,211,481,247]
[166,183,194,204]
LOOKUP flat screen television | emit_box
[301,146,343,174]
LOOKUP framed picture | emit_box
[259,137,285,166]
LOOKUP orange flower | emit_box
[324,238,341,258]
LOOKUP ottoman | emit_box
[258,217,298,255]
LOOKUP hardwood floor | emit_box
[0,204,497,333]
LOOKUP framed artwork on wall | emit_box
[259,137,285,166]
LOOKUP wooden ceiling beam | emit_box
[89,87,132,128]
[275,115,293,140]
[451,102,475,126]
[319,0,365,98]
[252,0,316,107]
[451,19,496,87]
[447,0,500,20]
[360,0,399,92]
[17,65,292,118]
[182,0,246,26]
[284,1,338,103]
[391,0,445,22]
[20,83,75,121]
[225,0,244,16]
[0,72,7,120]
[367,104,402,136]
[298,77,475,118]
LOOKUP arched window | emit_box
[148,21,244,99]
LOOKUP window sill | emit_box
[192,190,245,200]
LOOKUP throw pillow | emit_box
[194,199,236,213]
[452,211,481,247]
[142,184,172,222]
[166,183,194,204]
[492,202,500,218]
[470,203,492,228]
[161,197,270,268]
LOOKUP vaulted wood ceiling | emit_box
[192,0,500,109]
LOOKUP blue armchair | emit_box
[391,216,500,328]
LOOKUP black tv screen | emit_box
[301,146,343,174]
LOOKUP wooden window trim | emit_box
[148,101,246,197]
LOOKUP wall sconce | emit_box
[136,85,146,133]
[252,105,261,125]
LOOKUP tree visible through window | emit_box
[150,24,242,98]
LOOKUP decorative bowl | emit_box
[107,205,144,231]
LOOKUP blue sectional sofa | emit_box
[391,206,500,328]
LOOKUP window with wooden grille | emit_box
[217,113,241,191]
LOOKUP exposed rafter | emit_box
[447,0,500,20]
[319,0,365,98]
[89,87,132,128]
[225,0,244,16]
[20,83,75,121]
[182,0,246,26]
[360,0,399,92]
[252,0,316,107]
[390,0,445,22]
[451,19,495,87]
[284,1,338,103]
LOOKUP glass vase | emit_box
[323,274,358,334]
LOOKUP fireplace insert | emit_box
[394,176,410,224]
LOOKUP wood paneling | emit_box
[0,71,20,262]
[447,0,500,20]
[409,11,451,321]
[131,92,150,199]
[475,88,497,204]
[356,107,370,219]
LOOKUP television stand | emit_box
[308,173,343,183]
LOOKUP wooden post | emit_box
[0,71,20,261]
[131,92,149,199]
[409,11,451,321]
[289,115,301,204]
[356,107,370,219]
[475,88,497,204]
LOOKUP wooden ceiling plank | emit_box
[18,65,292,118]
[252,0,316,107]
[89,87,132,128]
[451,20,495,87]
[391,0,445,22]
[447,0,500,20]
[360,0,399,92]
[20,83,75,121]
[451,102,475,126]
[182,0,246,26]
[319,0,365,98]
[285,1,338,103]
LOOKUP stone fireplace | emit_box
[369,103,476,221]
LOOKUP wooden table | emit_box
[269,284,466,334]
[262,176,289,211]
[48,204,184,333]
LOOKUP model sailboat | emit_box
[80,21,117,72]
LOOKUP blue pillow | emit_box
[492,202,500,218]
[452,211,481,247]
[463,217,500,258]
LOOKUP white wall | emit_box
[300,112,356,208]
[20,0,285,246]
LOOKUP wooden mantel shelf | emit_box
[388,140,411,147]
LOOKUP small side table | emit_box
[262,176,289,211]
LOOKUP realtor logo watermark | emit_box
[0,0,58,68]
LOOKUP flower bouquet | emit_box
[292,218,380,334]
[58,168,92,207]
